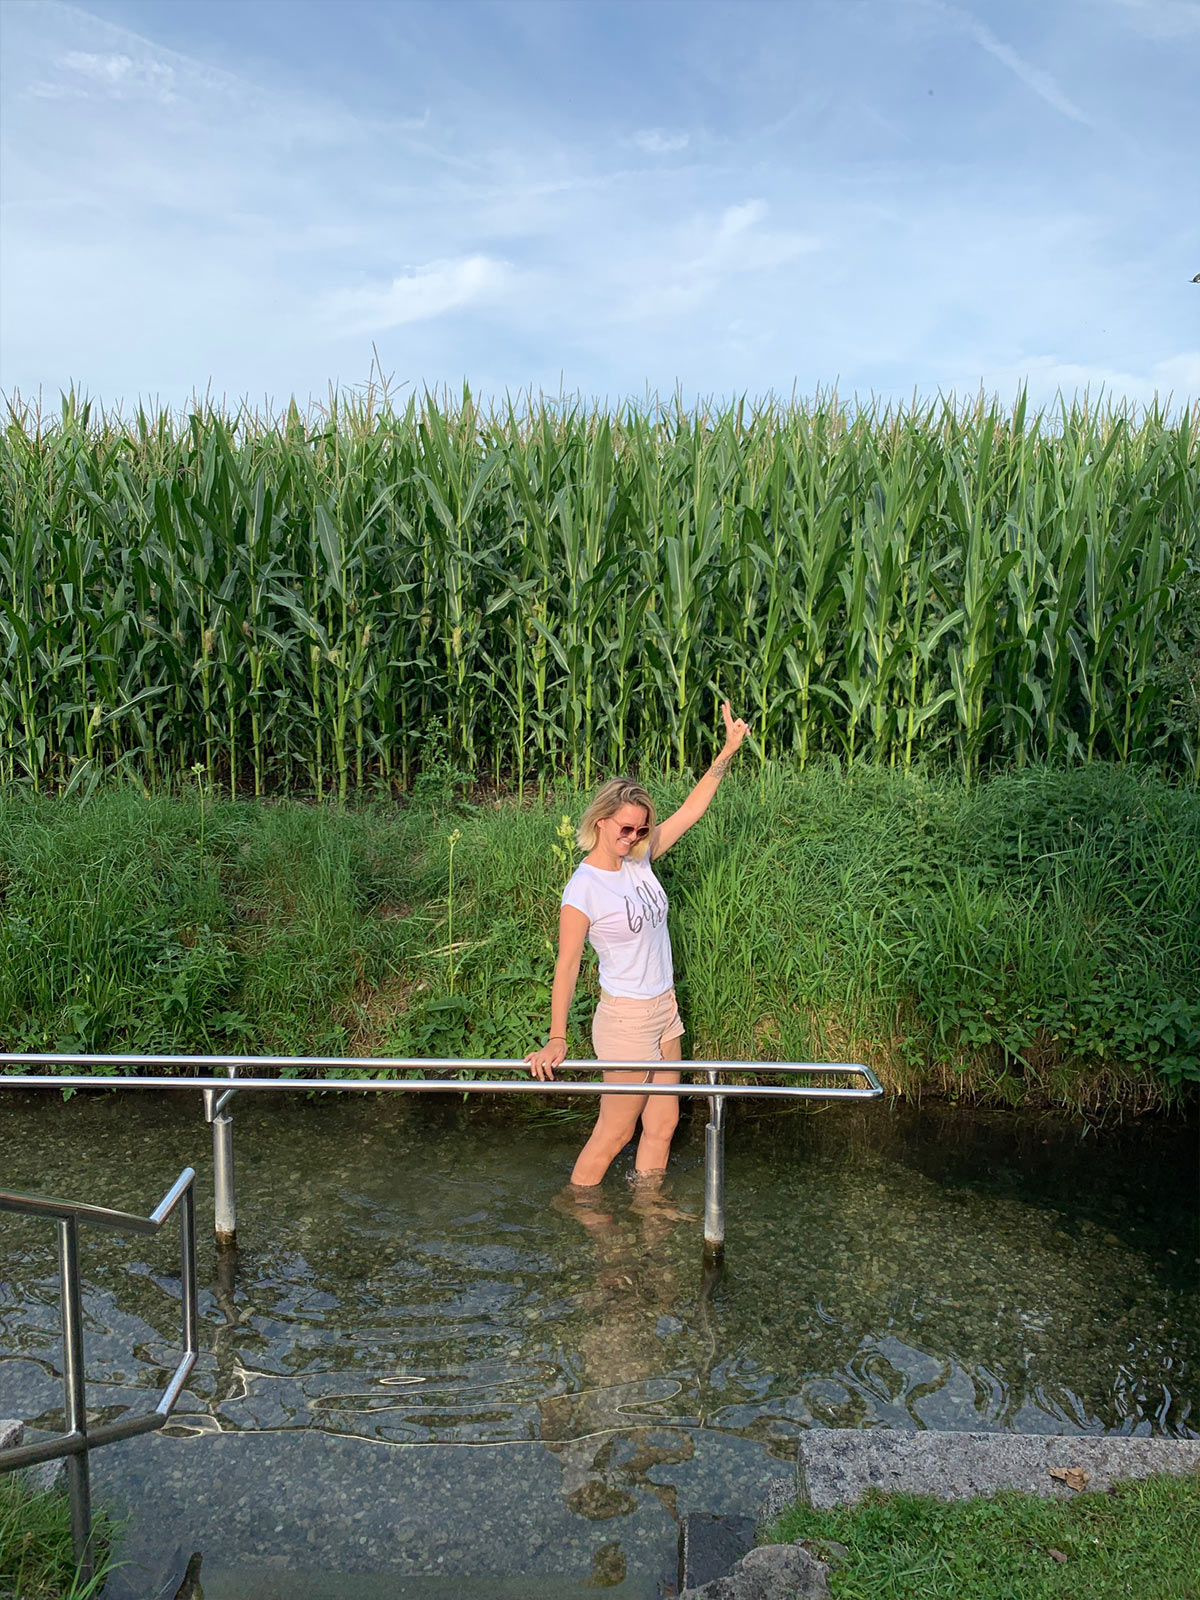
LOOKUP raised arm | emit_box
[525,904,590,1080]
[651,701,749,860]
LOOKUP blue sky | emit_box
[2,0,1198,413]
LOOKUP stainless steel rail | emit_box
[1,1052,883,1254]
[0,1050,882,1091]
[0,1169,198,1584]
[0,1071,877,1096]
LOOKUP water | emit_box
[1,1091,1196,1596]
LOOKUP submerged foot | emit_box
[628,1170,699,1222]
[551,1182,613,1228]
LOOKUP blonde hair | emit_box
[576,777,657,860]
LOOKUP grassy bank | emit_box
[763,1473,1200,1599]
[2,390,1197,796]
[0,1474,117,1600]
[0,765,1196,1112]
[4,761,1196,1113]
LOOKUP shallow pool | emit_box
[1,1092,1195,1594]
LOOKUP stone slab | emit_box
[678,1513,756,1591]
[102,1543,198,1600]
[796,1429,1200,1510]
[196,1574,661,1599]
[0,1422,66,1493]
[84,1424,785,1598]
[679,1543,831,1600]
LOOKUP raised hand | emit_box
[720,700,749,756]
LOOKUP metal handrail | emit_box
[0,1054,883,1251]
[3,1054,877,1072]
[0,1167,196,1237]
[0,1169,199,1583]
[0,1052,883,1098]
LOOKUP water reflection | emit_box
[207,1241,246,1414]
[540,1179,701,1533]
[1,1093,1196,1456]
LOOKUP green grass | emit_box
[764,1473,1200,1600]
[0,763,1197,1112]
[0,1474,119,1600]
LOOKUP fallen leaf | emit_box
[1048,1549,1068,1563]
[1049,1467,1090,1492]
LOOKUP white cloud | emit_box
[717,199,767,240]
[20,7,430,151]
[321,256,512,333]
[618,198,821,321]
[632,128,689,154]
[954,351,1200,407]
[972,27,1091,124]
[931,4,1093,126]
[28,48,177,104]
[1153,352,1200,393]
[3,0,1193,410]
[61,50,176,100]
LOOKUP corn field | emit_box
[1,388,1197,796]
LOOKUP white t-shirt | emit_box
[561,855,674,998]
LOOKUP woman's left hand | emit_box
[720,700,749,756]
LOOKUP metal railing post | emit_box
[212,1111,237,1248]
[179,1185,198,1360]
[203,1076,238,1249]
[56,1216,93,1583]
[703,1068,726,1259]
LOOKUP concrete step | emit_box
[93,1424,791,1600]
[795,1428,1200,1509]
[200,1568,658,1598]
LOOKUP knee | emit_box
[640,1103,679,1141]
[591,1119,638,1155]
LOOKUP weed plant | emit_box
[0,766,1195,1111]
[0,1474,119,1600]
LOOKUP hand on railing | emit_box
[525,1039,567,1080]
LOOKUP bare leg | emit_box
[570,1071,648,1186]
[635,1034,681,1175]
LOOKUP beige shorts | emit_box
[592,987,685,1064]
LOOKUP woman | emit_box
[526,702,749,1186]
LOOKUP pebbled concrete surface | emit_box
[0,1419,21,1451]
[80,1424,790,1598]
[796,1429,1200,1509]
